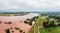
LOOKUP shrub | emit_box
[58,23,60,26]
[43,22,49,28]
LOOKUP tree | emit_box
[27,19,30,21]
[12,30,14,33]
[19,30,23,33]
[23,31,25,33]
[15,27,20,30]
[24,21,28,24]
[58,23,60,26]
[43,22,49,28]
[9,22,12,24]
[5,29,10,33]
[29,21,32,25]
[0,21,1,24]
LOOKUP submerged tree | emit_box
[15,27,20,30]
[0,21,1,24]
[5,29,10,33]
[24,21,28,24]
[23,31,25,33]
[12,30,14,33]
[9,22,12,24]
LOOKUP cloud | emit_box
[0,0,60,12]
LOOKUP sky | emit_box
[0,0,60,12]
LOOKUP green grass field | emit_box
[29,15,60,33]
[39,26,60,33]
[38,15,60,33]
[39,16,60,33]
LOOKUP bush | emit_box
[43,22,49,28]
[58,23,60,26]
[53,24,57,27]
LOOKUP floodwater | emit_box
[0,13,39,33]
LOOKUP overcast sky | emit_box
[0,0,60,12]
